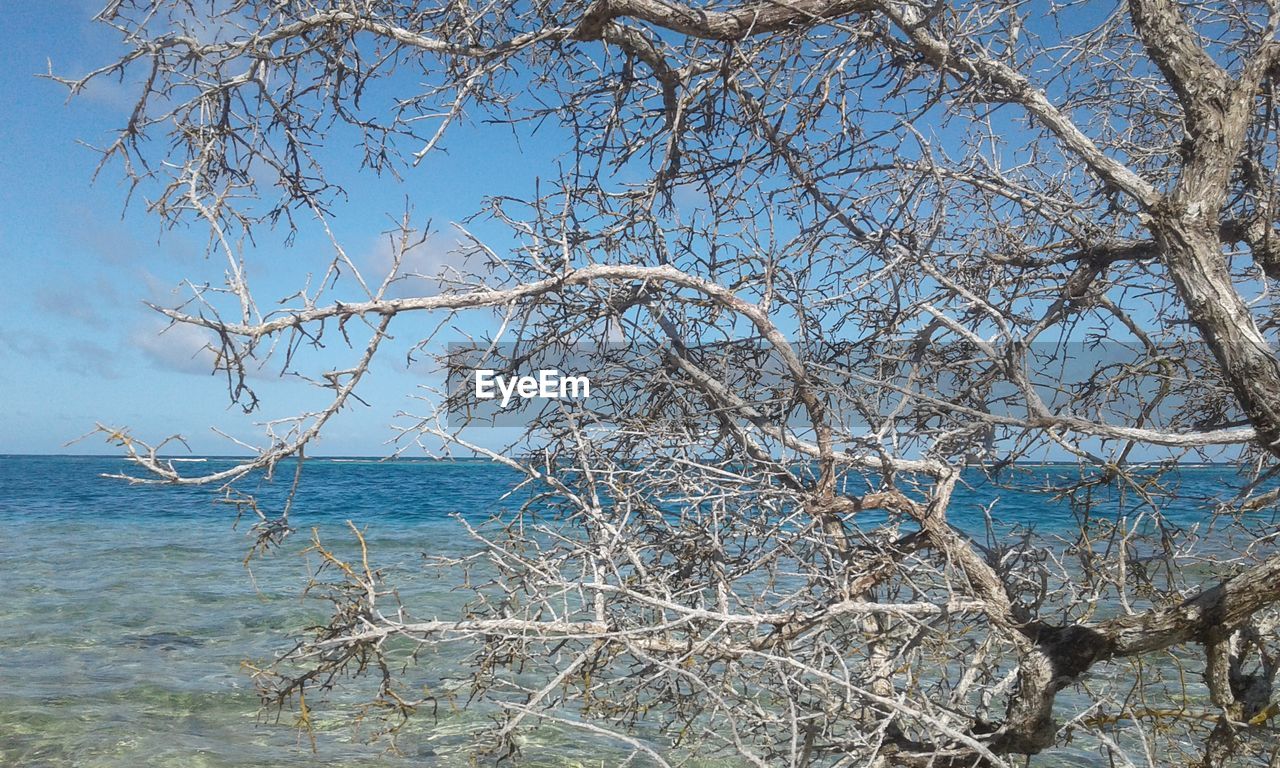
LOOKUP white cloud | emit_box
[362,230,474,299]
[132,321,220,375]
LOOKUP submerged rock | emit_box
[124,632,205,651]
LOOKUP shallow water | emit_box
[0,456,1268,766]
[1,457,518,767]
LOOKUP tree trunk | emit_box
[1151,214,1280,458]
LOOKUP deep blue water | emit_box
[0,456,1268,766]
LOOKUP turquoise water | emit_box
[0,456,1267,766]
[0,457,532,767]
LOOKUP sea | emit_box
[0,455,1270,767]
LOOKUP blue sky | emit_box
[0,2,559,456]
[0,2,1202,462]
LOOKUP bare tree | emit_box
[57,0,1280,764]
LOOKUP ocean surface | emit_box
[0,455,1268,767]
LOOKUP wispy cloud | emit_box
[0,325,123,379]
[362,230,474,299]
[35,282,112,326]
[131,321,219,375]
